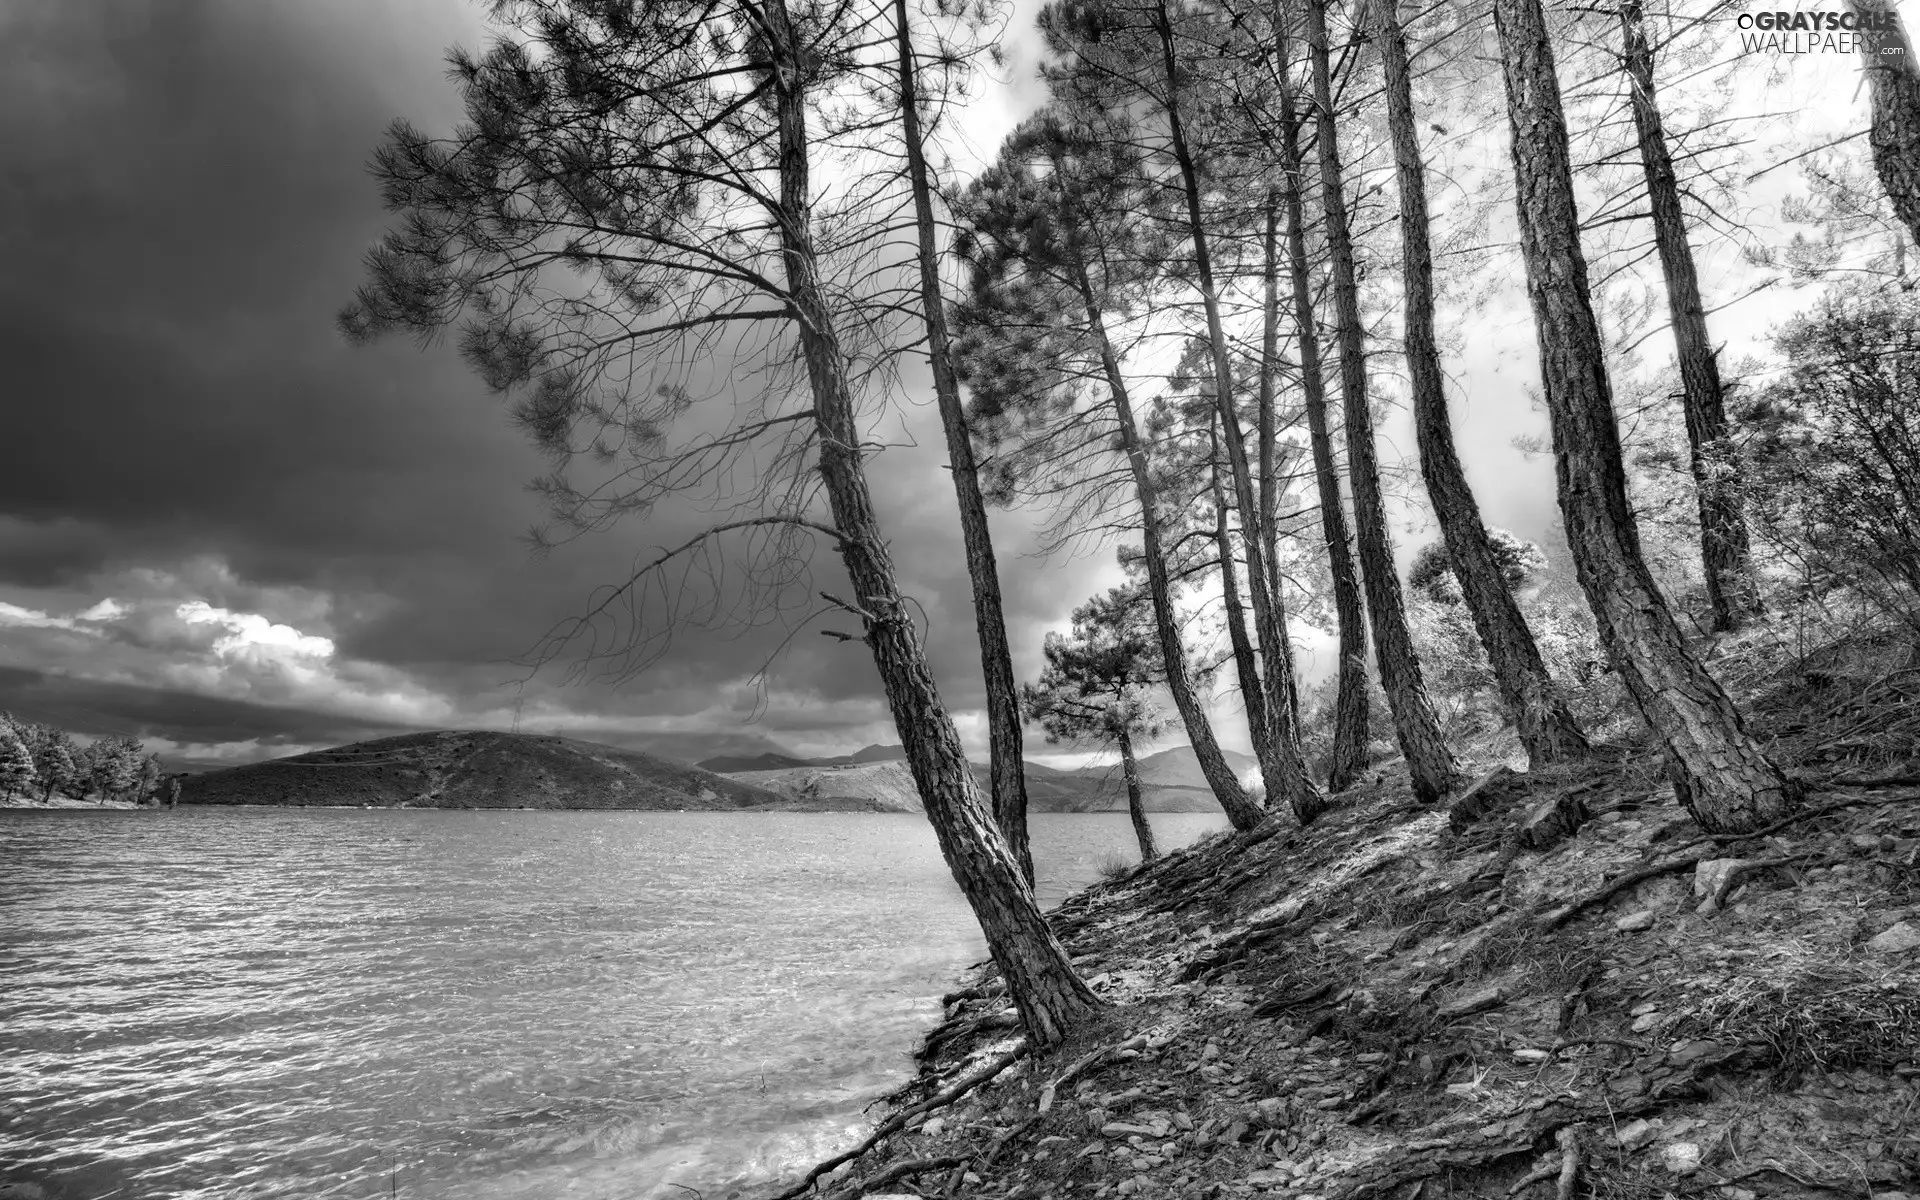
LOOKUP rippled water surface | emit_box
[0,808,1228,1199]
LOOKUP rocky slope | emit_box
[180,730,785,810]
[760,627,1920,1200]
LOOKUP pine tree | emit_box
[1492,0,1801,833]
[342,0,1099,1046]
[85,736,142,803]
[1615,0,1760,632]
[35,729,81,803]
[138,752,164,806]
[953,118,1269,832]
[1301,0,1464,804]
[0,717,36,801]
[891,0,1035,882]
[1371,0,1589,767]
[1262,18,1371,793]
[1852,1,1920,249]
[1022,586,1167,864]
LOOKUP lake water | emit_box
[0,809,1228,1200]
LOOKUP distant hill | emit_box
[699,743,909,772]
[719,745,1243,814]
[1130,745,1260,790]
[182,730,787,811]
[693,751,815,773]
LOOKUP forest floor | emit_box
[765,624,1920,1200]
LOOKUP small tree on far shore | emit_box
[1022,586,1168,865]
[31,727,83,803]
[0,717,36,801]
[137,753,163,806]
[84,736,142,804]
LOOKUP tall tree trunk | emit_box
[1117,727,1160,863]
[1272,40,1369,793]
[1302,0,1463,805]
[1070,261,1270,832]
[1256,189,1303,734]
[1258,188,1283,605]
[1211,421,1275,778]
[1619,0,1759,633]
[1373,0,1590,766]
[1852,2,1920,248]
[767,1,1099,1047]
[1155,1,1325,824]
[893,0,1034,884]
[1490,0,1801,835]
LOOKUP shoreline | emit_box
[765,749,1920,1200]
[0,796,144,810]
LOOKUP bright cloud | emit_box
[0,598,124,631]
[177,601,336,659]
[76,598,127,622]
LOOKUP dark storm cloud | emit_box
[0,665,415,752]
[0,1,520,581]
[0,0,1123,762]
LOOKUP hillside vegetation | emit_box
[180,730,784,811]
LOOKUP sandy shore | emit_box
[1,796,145,810]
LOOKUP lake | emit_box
[0,808,1229,1200]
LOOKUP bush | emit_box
[1743,292,1920,634]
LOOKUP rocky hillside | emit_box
[181,730,785,810]
[763,627,1920,1200]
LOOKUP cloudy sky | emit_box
[0,1,1869,770]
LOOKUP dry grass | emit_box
[1687,964,1920,1075]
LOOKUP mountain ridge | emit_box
[181,730,789,811]
[708,743,1255,814]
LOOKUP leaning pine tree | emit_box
[340,0,1098,1046]
[1492,0,1801,833]
[1616,0,1760,632]
[1370,0,1588,766]
[1140,0,1323,821]
[952,120,1269,832]
[891,0,1036,883]
[1300,0,1463,803]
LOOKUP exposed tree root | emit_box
[1035,1033,1149,1113]
[771,1043,1027,1200]
[1537,847,1713,929]
[1325,1043,1741,1198]
[821,1155,964,1200]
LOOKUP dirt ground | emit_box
[760,631,1920,1200]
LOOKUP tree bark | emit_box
[1303,0,1463,805]
[1211,421,1276,779]
[1373,0,1590,766]
[1272,38,1369,794]
[1117,727,1160,863]
[1490,0,1802,835]
[1618,0,1760,633]
[1071,261,1270,833]
[893,0,1035,884]
[767,0,1098,1046]
[1258,189,1283,606]
[1853,2,1920,248]
[1257,189,1303,733]
[1155,1,1325,823]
